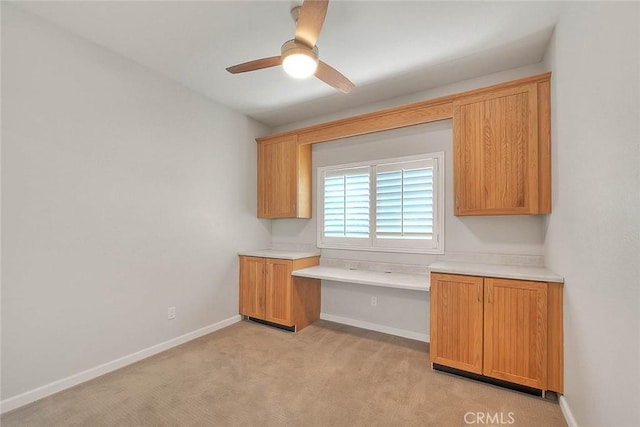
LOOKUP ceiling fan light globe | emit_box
[283,53,318,79]
[281,40,319,79]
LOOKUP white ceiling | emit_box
[14,1,561,127]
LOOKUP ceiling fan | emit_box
[225,0,355,93]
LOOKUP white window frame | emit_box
[317,152,445,254]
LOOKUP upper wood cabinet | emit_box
[257,134,311,219]
[254,73,552,219]
[453,79,551,215]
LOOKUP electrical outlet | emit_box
[168,306,176,320]
[371,296,377,307]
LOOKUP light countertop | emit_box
[239,250,563,284]
[238,249,321,260]
[292,266,430,292]
[429,261,564,283]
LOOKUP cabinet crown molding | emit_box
[256,72,551,145]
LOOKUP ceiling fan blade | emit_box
[315,61,355,93]
[226,56,282,74]
[295,0,329,48]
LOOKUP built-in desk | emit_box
[292,266,430,292]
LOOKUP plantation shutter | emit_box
[323,167,370,238]
[375,159,435,240]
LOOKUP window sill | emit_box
[317,243,444,255]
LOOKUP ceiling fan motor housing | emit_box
[281,40,318,61]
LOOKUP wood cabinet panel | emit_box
[257,135,311,219]
[537,80,552,214]
[265,259,294,326]
[483,278,547,389]
[454,84,541,215]
[239,257,266,319]
[547,282,564,392]
[291,277,321,332]
[430,273,484,374]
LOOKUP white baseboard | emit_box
[320,313,429,343]
[0,315,241,414]
[559,395,578,427]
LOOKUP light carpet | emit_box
[1,320,567,426]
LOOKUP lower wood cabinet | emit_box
[239,255,320,331]
[430,273,563,393]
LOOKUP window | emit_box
[317,153,444,254]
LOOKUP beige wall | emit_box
[543,2,640,426]
[1,5,271,400]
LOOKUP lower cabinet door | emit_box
[265,259,293,326]
[483,278,548,389]
[430,273,484,374]
[239,256,266,319]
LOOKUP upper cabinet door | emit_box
[257,134,311,219]
[453,82,550,216]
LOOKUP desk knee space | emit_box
[292,266,430,292]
